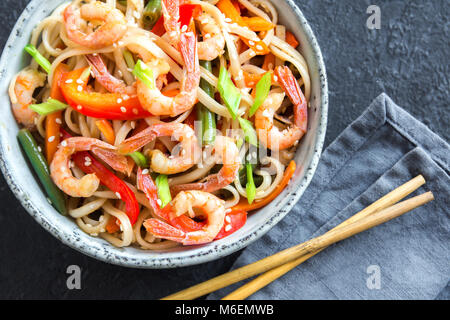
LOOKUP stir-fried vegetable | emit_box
[218,66,241,119]
[155,174,171,208]
[238,117,258,147]
[214,209,247,240]
[73,151,140,225]
[95,120,116,145]
[17,129,67,215]
[24,44,51,73]
[179,4,202,28]
[196,60,216,145]
[46,63,69,162]
[123,49,135,69]
[245,163,256,204]
[133,59,155,89]
[217,0,270,55]
[286,31,300,48]
[232,160,296,212]
[128,151,148,168]
[249,71,272,116]
[143,0,162,29]
[29,98,67,115]
[60,67,150,120]
[242,16,275,32]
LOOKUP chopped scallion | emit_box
[24,44,51,73]
[132,60,155,89]
[128,151,148,168]
[155,174,171,208]
[249,72,272,117]
[29,98,68,116]
[218,67,241,119]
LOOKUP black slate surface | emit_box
[0,0,448,299]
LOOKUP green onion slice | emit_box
[128,151,148,168]
[24,44,51,73]
[249,72,272,117]
[29,98,68,116]
[218,67,241,119]
[155,174,171,208]
[245,163,256,204]
[238,117,258,147]
[133,60,155,89]
[123,49,135,69]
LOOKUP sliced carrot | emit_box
[243,70,277,88]
[95,120,115,145]
[46,63,69,163]
[106,216,120,234]
[232,0,241,14]
[242,16,275,32]
[262,53,276,71]
[232,160,296,211]
[217,0,270,55]
[286,31,299,48]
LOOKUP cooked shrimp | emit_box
[119,122,201,175]
[171,136,240,194]
[85,54,136,95]
[143,190,226,245]
[64,1,127,49]
[255,82,306,151]
[161,0,181,46]
[86,53,166,94]
[50,137,121,197]
[10,69,46,128]
[196,12,225,61]
[136,32,200,117]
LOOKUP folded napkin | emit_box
[209,93,449,300]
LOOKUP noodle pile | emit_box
[9,0,310,249]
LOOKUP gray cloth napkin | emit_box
[209,93,449,300]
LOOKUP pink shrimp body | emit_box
[143,190,226,245]
[196,13,226,61]
[64,1,127,49]
[136,32,200,117]
[119,122,201,175]
[10,69,46,128]
[171,136,240,194]
[50,137,123,197]
[255,91,307,151]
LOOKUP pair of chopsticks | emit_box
[162,175,433,300]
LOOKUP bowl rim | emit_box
[0,0,328,268]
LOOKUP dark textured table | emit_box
[0,0,448,299]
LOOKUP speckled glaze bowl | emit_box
[0,0,327,268]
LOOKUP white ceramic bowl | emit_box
[0,0,328,268]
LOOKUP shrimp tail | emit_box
[143,218,186,242]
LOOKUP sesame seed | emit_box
[256,45,264,51]
[55,118,62,124]
[84,161,91,167]
[118,41,124,46]
[225,208,231,214]
[77,105,82,110]
[248,40,255,46]
[65,79,73,84]
[225,18,232,23]
[249,50,256,57]
[92,53,97,56]
[123,95,130,100]
[37,146,42,152]
[142,169,149,175]
[132,108,138,115]
[156,199,162,206]
[201,18,209,24]
[204,33,211,39]
[130,121,136,129]
[61,141,67,147]
[120,107,127,113]
[77,85,83,92]
[85,156,90,161]
[76,79,83,84]
[117,98,123,104]
[273,75,278,82]
[225,224,232,232]
[48,136,55,142]
[225,216,231,223]
[181,25,188,32]
[115,192,121,199]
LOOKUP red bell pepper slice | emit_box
[215,209,247,240]
[151,3,201,36]
[61,129,140,225]
[60,68,151,120]
[72,152,140,225]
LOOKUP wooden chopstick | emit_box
[162,177,433,300]
[222,175,426,299]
